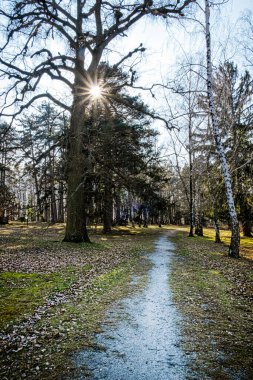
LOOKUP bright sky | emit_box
[43,0,253,98]
[227,0,252,19]
[1,0,252,126]
[116,0,253,158]
[12,1,253,157]
[124,0,253,85]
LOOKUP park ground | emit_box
[0,223,252,379]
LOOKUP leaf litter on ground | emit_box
[170,229,253,379]
[0,222,158,379]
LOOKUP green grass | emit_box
[0,270,77,329]
[169,224,253,259]
[170,229,253,379]
[0,224,157,379]
[30,253,152,380]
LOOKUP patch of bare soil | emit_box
[170,231,253,380]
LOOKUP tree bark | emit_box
[115,194,121,225]
[63,1,95,243]
[206,151,221,244]
[242,220,252,237]
[63,105,90,242]
[50,187,58,224]
[205,0,240,257]
[195,217,203,236]
[30,142,42,221]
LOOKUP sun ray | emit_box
[89,84,102,99]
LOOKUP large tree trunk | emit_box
[242,220,252,237]
[44,201,50,223]
[205,0,240,257]
[30,143,42,221]
[194,189,203,237]
[34,172,42,222]
[63,0,103,242]
[57,181,65,223]
[195,208,203,236]
[63,106,90,242]
[114,194,121,225]
[63,3,96,243]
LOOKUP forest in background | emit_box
[1,59,252,237]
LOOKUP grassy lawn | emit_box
[0,222,252,379]
[0,270,77,330]
[0,222,159,379]
[170,227,253,379]
[168,224,253,260]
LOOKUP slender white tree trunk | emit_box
[204,0,240,257]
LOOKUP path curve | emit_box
[73,234,190,379]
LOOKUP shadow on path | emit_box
[71,234,192,379]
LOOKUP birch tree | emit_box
[213,62,253,237]
[204,0,240,257]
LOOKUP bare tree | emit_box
[0,0,194,242]
[240,10,253,68]
[204,0,240,257]
[165,57,206,237]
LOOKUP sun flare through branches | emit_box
[76,73,109,109]
[89,85,102,100]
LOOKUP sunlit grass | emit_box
[202,228,253,259]
[4,244,25,250]
[1,222,252,259]
[0,230,11,235]
[167,225,253,260]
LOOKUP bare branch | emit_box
[1,93,71,119]
[108,93,174,130]
[113,44,146,68]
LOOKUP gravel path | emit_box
[72,234,191,379]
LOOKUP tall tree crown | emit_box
[0,0,194,118]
